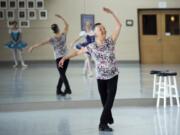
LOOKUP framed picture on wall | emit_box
[18,0,26,9]
[81,14,94,31]
[36,0,44,9]
[18,10,26,20]
[6,10,15,20]
[0,0,7,9]
[126,19,134,27]
[8,0,16,9]
[19,20,30,28]
[0,10,5,20]
[39,9,47,20]
[28,9,36,20]
[27,0,35,9]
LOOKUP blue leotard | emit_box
[75,35,95,49]
[5,30,27,49]
[75,31,95,56]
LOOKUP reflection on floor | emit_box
[0,63,180,135]
[0,107,179,135]
[0,62,180,103]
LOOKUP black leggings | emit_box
[97,75,118,125]
[56,57,71,94]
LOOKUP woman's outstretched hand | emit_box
[28,46,33,53]
[59,57,65,68]
[103,7,113,14]
[55,14,63,19]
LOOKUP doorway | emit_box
[138,9,180,64]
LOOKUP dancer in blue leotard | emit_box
[5,21,28,68]
[71,22,95,77]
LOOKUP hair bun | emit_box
[51,24,59,33]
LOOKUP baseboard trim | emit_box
[0,60,139,65]
[0,98,160,112]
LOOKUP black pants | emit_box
[56,57,71,94]
[97,75,118,125]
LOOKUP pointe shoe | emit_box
[13,64,18,68]
[88,71,93,77]
[21,64,28,68]
[83,69,87,75]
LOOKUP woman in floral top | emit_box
[59,7,122,131]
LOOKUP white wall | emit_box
[0,0,180,61]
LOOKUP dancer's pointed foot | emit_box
[13,64,18,68]
[21,64,28,68]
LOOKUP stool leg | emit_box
[153,75,157,98]
[164,77,167,108]
[156,109,163,135]
[173,76,180,107]
[157,76,162,108]
[168,76,173,107]
[175,108,179,135]
[163,109,168,135]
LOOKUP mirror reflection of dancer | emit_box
[5,21,28,68]
[59,7,122,131]
[28,14,72,96]
[71,22,95,77]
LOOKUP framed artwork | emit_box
[39,9,47,20]
[27,0,35,9]
[0,0,7,9]
[81,14,94,31]
[0,10,5,20]
[126,19,133,27]
[36,0,44,9]
[19,20,30,28]
[18,10,26,20]
[18,0,26,9]
[6,10,15,20]
[8,0,16,9]
[28,9,36,20]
